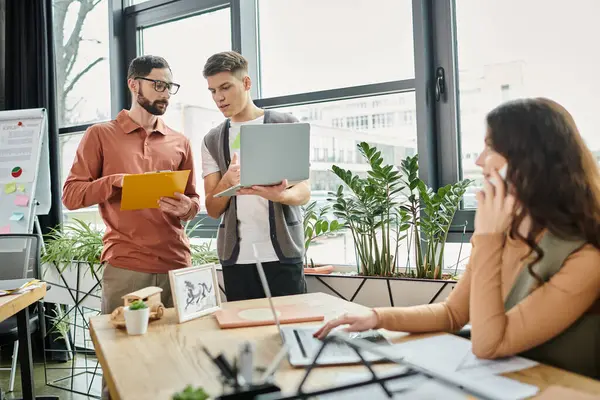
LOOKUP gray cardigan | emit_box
[203,110,305,266]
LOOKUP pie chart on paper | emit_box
[11,167,22,178]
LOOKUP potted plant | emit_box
[172,385,210,400]
[302,201,343,273]
[184,219,219,266]
[399,155,472,279]
[41,218,105,310]
[328,142,411,277]
[124,300,150,335]
[304,142,471,308]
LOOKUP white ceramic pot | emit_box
[124,306,150,335]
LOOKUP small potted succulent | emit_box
[172,385,210,400]
[124,299,150,335]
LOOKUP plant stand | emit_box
[42,261,103,399]
[304,272,456,308]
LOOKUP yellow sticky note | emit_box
[16,184,25,193]
[4,183,16,194]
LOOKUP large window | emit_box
[59,132,105,229]
[52,0,111,127]
[141,7,232,206]
[269,93,417,266]
[455,0,600,208]
[257,0,414,97]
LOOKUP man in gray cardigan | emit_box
[201,51,310,301]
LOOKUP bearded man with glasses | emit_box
[62,55,200,332]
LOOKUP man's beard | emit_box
[137,87,168,115]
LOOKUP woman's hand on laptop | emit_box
[313,310,379,340]
[238,179,288,201]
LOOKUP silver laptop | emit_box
[214,122,310,197]
[253,244,390,367]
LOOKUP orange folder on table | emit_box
[121,170,190,211]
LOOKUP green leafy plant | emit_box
[328,144,471,279]
[184,219,219,265]
[400,154,472,279]
[48,306,72,343]
[172,385,210,400]
[41,218,104,275]
[128,300,147,310]
[302,201,343,268]
[328,142,410,276]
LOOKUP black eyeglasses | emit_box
[135,77,180,95]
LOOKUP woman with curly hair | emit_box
[314,98,600,378]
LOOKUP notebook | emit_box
[0,279,42,296]
[214,303,324,329]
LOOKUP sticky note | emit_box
[10,213,24,221]
[4,183,16,194]
[231,133,241,149]
[16,184,25,193]
[0,225,10,234]
[14,194,29,207]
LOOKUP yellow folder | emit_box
[121,170,190,211]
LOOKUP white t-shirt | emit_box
[201,115,279,264]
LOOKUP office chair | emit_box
[0,234,45,393]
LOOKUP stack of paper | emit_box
[320,368,540,400]
[318,334,541,400]
[387,334,539,377]
[0,279,42,296]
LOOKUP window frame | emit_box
[429,0,476,239]
[111,0,473,241]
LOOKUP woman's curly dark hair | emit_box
[486,98,600,272]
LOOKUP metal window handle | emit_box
[435,67,446,102]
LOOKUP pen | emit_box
[202,346,233,380]
[216,353,236,379]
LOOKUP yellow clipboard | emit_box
[121,170,190,211]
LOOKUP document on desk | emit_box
[318,368,467,400]
[387,335,539,377]
[320,367,539,400]
[121,170,190,211]
[0,279,42,296]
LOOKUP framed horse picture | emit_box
[169,263,221,323]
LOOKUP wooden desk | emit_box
[89,293,600,400]
[0,283,47,400]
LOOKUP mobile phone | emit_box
[485,154,508,186]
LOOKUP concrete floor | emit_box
[0,354,100,400]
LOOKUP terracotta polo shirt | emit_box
[62,110,200,273]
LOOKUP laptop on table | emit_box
[214,123,310,198]
[253,244,391,367]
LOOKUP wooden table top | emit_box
[89,292,600,400]
[0,283,46,322]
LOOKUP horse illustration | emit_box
[184,280,213,311]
